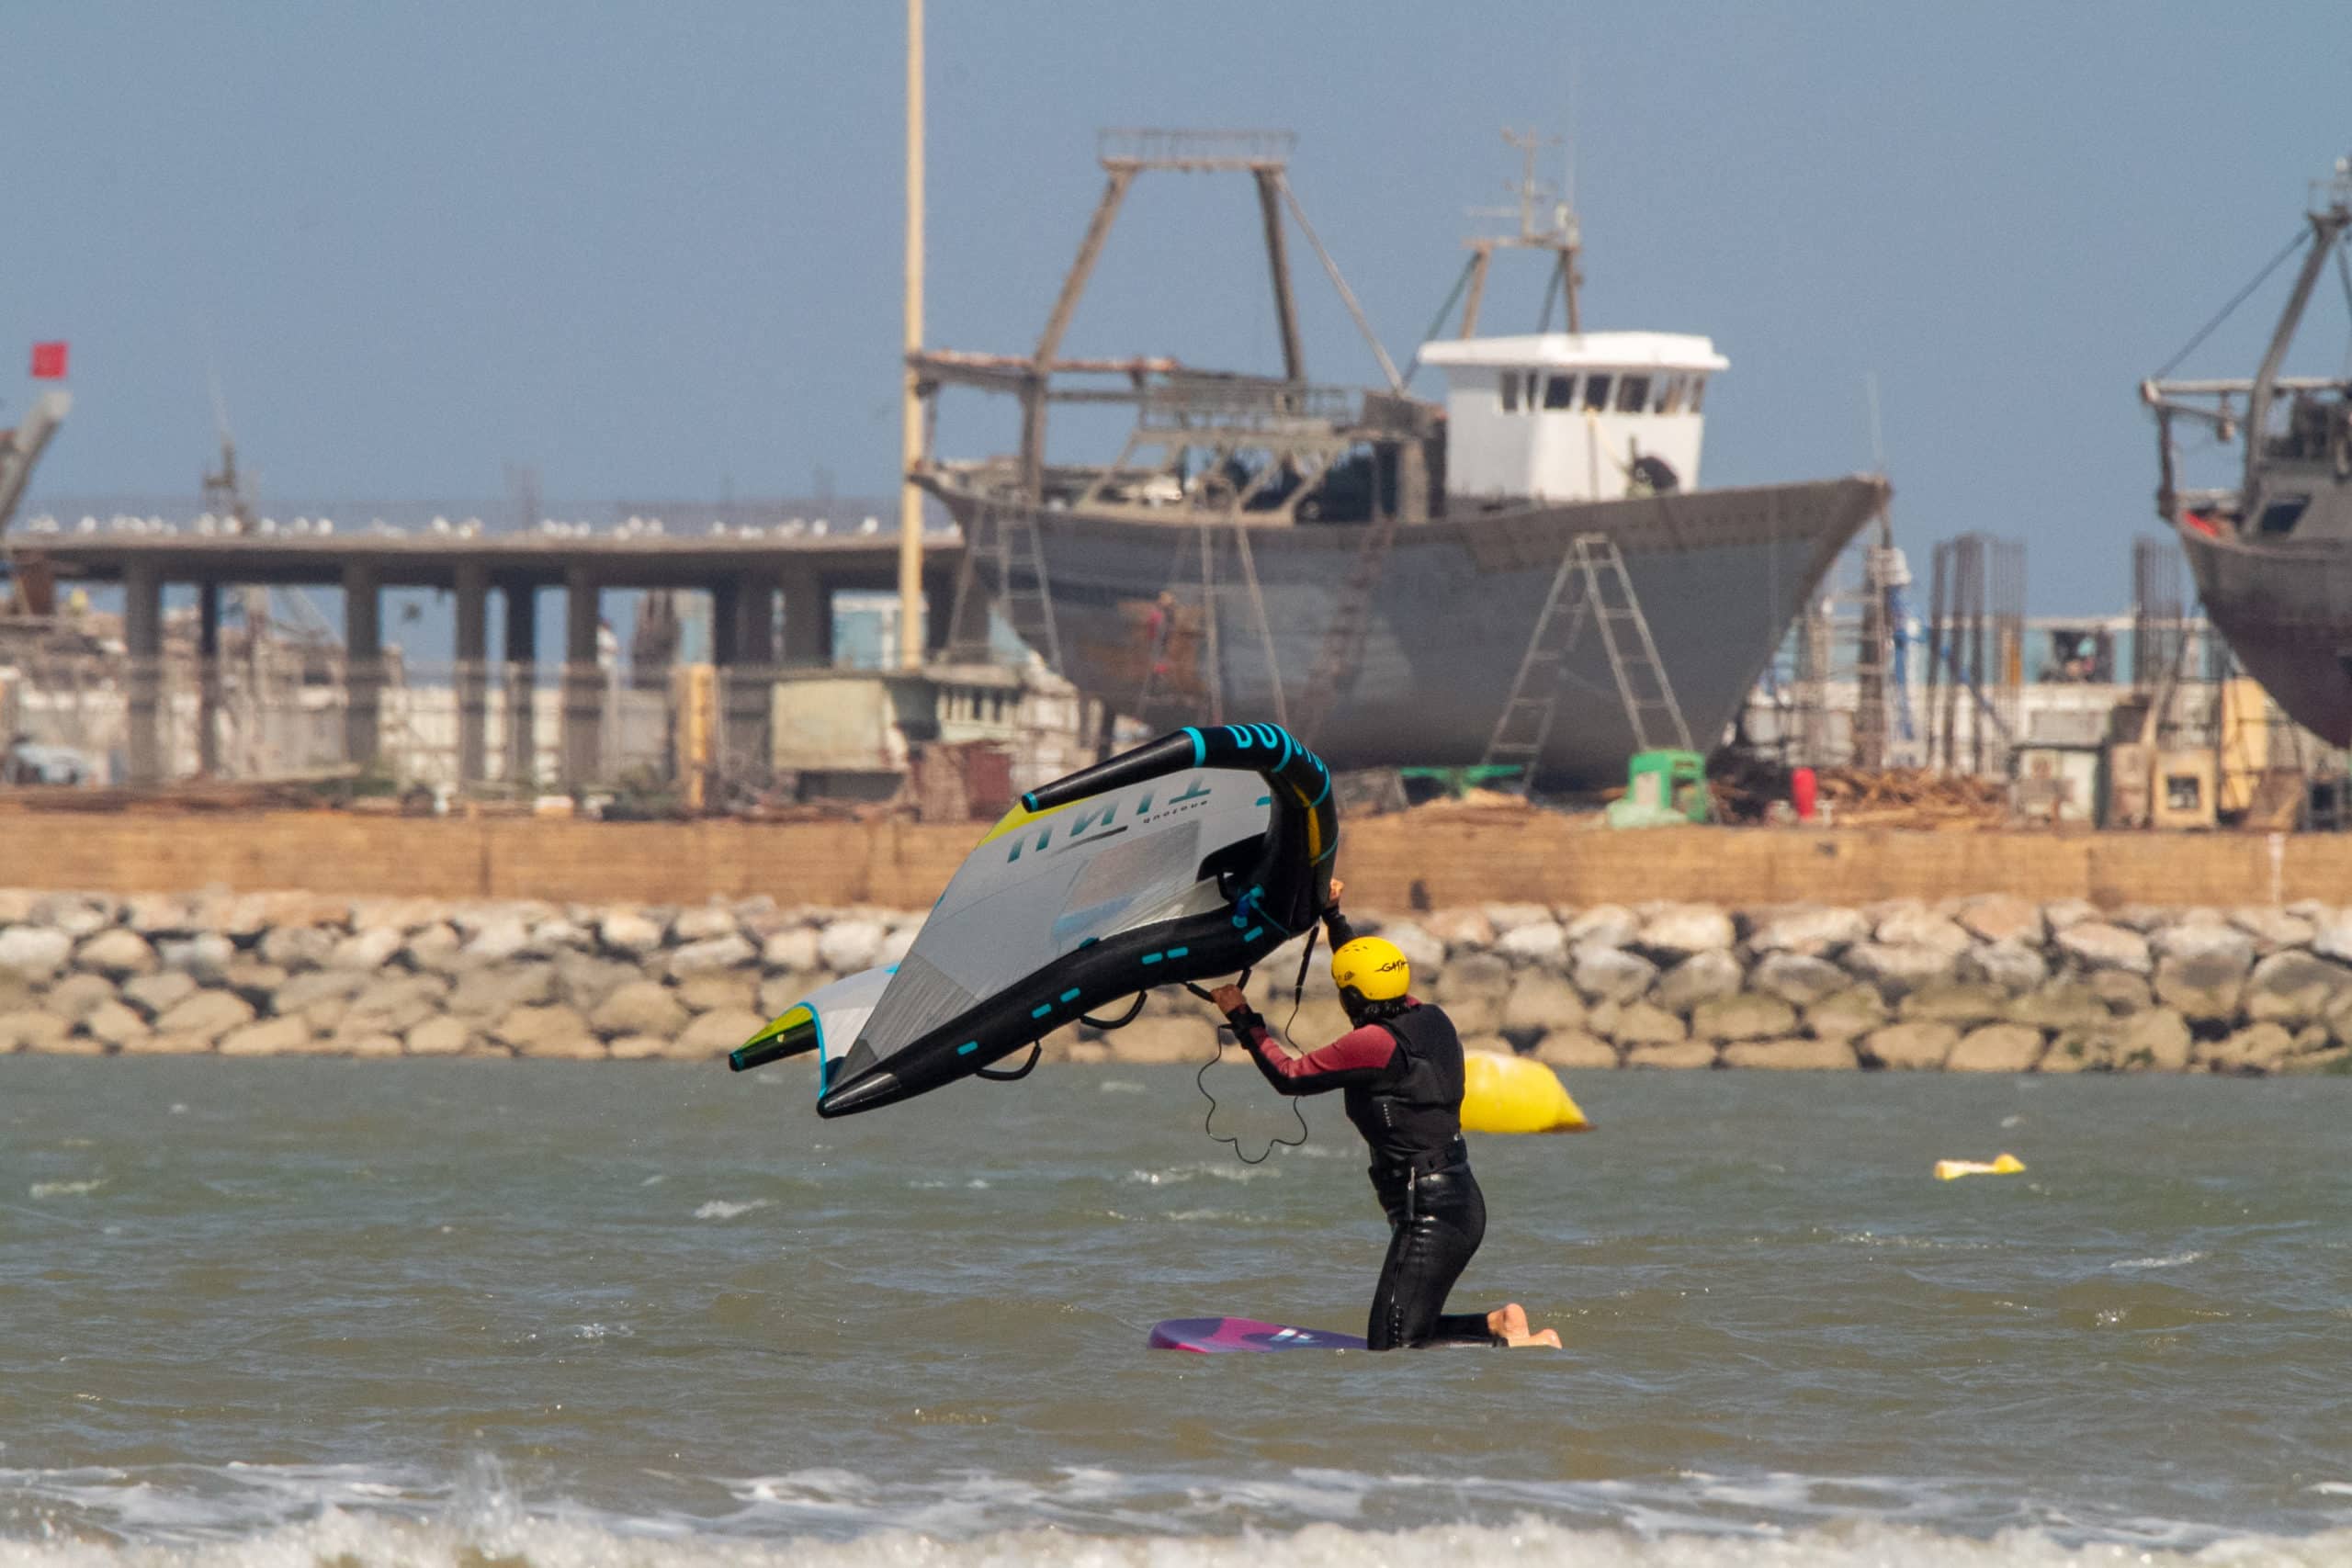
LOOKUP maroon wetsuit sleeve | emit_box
[1227,1013,1398,1097]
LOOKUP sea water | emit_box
[3,1057,2349,1565]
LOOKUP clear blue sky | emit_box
[6,1,2350,613]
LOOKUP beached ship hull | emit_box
[933,474,1887,784]
[2177,521,2352,746]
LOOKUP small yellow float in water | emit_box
[1934,1153,2026,1180]
[1461,1050,1590,1134]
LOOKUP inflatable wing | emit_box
[730,724,1336,1118]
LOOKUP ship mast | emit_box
[897,0,927,670]
[2241,163,2352,505]
[1458,128,1582,337]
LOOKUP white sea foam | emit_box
[1126,1163,1279,1186]
[2110,1251,2207,1270]
[28,1179,103,1198]
[0,1510,2344,1568]
[692,1199,773,1220]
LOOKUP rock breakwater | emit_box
[1,888,2348,1074]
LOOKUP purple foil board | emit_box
[1147,1316,1369,1353]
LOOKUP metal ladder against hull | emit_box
[1132,525,1287,730]
[948,502,1064,671]
[1481,532,1692,782]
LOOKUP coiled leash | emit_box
[1186,923,1319,1165]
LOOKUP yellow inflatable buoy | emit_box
[1461,1050,1590,1134]
[1933,1153,2026,1180]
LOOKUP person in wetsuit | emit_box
[1207,883,1561,1351]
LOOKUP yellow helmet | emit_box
[1331,935,1410,1004]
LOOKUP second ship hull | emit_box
[2178,521,2352,747]
[937,475,1889,784]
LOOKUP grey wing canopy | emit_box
[730,724,1338,1118]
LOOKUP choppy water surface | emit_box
[3,1058,2350,1566]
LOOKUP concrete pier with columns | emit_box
[23,531,960,787]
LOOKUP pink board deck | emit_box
[1147,1316,1368,1353]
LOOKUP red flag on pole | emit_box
[30,342,68,379]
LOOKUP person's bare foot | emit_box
[1488,1303,1559,1348]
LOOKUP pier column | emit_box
[342,566,382,769]
[197,581,222,776]
[455,561,489,785]
[562,566,603,787]
[716,575,775,781]
[124,563,164,785]
[780,570,830,666]
[504,582,538,786]
[922,570,955,660]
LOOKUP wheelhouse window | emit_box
[1616,375,1652,413]
[1543,374,1577,410]
[1582,374,1612,411]
[2256,496,2309,536]
[1499,373,1520,412]
[1689,376,1708,412]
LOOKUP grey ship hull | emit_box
[936,475,1889,784]
[2177,519,2352,747]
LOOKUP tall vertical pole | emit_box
[896,0,926,671]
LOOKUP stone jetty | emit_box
[1,888,2349,1074]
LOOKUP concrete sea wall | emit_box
[2,888,2348,1074]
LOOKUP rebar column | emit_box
[197,581,222,777]
[716,576,776,782]
[562,566,603,787]
[343,564,382,769]
[504,583,538,786]
[455,561,489,785]
[124,562,164,785]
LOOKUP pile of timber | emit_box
[1709,761,2010,830]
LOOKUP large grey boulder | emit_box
[598,910,666,957]
[1747,906,1870,957]
[1959,942,2048,994]
[2054,921,2153,975]
[2151,923,2256,968]
[1635,906,1735,961]
[1497,921,1568,970]
[1501,972,1586,1036]
[1563,905,1639,950]
[1955,895,2046,948]
[1654,951,1743,1015]
[326,927,405,971]
[156,932,235,982]
[1874,907,1973,954]
[74,928,157,977]
[447,965,552,1021]
[1804,988,1887,1042]
[816,919,887,974]
[2245,951,2352,1025]
[1423,908,1496,951]
[2229,907,2315,951]
[670,905,741,943]
[1861,1021,1959,1070]
[1572,943,1657,1005]
[2153,953,2249,1024]
[1946,1023,2045,1073]
[122,970,198,1018]
[1841,942,1962,1000]
[1751,953,1850,1008]
[1692,993,1798,1043]
[669,934,757,977]
[0,927,73,979]
[154,989,256,1041]
[761,927,822,974]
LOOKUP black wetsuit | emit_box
[1223,917,1503,1350]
